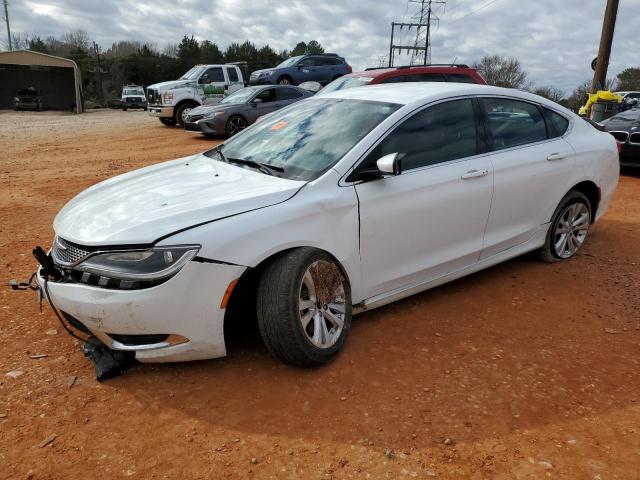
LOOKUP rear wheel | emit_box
[256,248,352,366]
[539,191,591,262]
[122,106,128,111]
[159,117,177,126]
[225,115,247,137]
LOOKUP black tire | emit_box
[174,103,195,127]
[277,75,293,85]
[539,191,591,263]
[225,115,248,137]
[122,106,128,111]
[143,107,148,111]
[256,248,352,367]
[159,117,177,126]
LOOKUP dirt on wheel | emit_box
[1,109,639,479]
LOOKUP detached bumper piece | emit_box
[82,336,135,382]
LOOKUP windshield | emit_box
[319,76,374,95]
[180,66,206,80]
[213,98,400,181]
[123,89,144,96]
[220,87,261,104]
[276,56,302,68]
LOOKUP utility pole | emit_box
[590,0,619,93]
[93,41,104,104]
[3,0,12,51]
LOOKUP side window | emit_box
[379,75,406,84]
[255,88,278,103]
[406,73,446,82]
[326,57,343,65]
[445,73,476,84]
[480,98,547,151]
[361,99,478,172]
[543,107,570,138]
[226,67,239,82]
[297,57,315,67]
[204,67,225,83]
[278,87,303,100]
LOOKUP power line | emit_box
[448,0,503,23]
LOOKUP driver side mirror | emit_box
[350,152,402,182]
[251,98,263,106]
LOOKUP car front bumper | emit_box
[37,260,246,363]
[185,117,225,136]
[147,105,174,118]
[620,143,640,167]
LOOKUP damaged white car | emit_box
[34,83,619,367]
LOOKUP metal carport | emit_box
[0,50,83,112]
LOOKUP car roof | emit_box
[318,82,562,109]
[347,65,477,79]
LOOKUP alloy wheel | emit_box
[298,260,346,349]
[553,203,590,258]
[228,117,247,136]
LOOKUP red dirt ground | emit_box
[1,109,639,480]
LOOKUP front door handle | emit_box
[547,153,568,161]
[461,169,489,180]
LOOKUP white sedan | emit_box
[38,83,619,366]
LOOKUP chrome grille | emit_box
[609,131,629,143]
[51,237,93,266]
[147,88,161,106]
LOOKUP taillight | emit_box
[346,64,352,73]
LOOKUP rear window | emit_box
[319,76,373,94]
[543,108,570,138]
[445,73,476,84]
[481,98,548,151]
[226,67,239,82]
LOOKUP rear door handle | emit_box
[461,169,489,180]
[547,153,568,161]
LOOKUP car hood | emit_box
[602,109,640,131]
[147,79,195,91]
[54,153,305,246]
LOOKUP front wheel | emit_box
[539,191,591,262]
[277,75,292,85]
[225,115,247,137]
[257,248,352,366]
[174,103,194,127]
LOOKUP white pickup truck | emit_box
[147,64,245,126]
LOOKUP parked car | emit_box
[38,83,618,367]
[601,106,640,166]
[14,87,42,111]
[184,85,312,137]
[147,64,245,126]
[249,53,352,86]
[121,85,147,111]
[318,64,486,96]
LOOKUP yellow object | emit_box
[578,90,623,116]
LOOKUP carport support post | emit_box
[3,0,11,51]
[590,0,619,94]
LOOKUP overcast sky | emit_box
[5,0,639,94]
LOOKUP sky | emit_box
[4,0,639,95]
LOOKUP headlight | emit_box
[261,70,275,77]
[162,92,174,104]
[203,111,225,119]
[76,245,199,281]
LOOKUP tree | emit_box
[200,40,224,64]
[176,35,200,70]
[534,86,565,104]
[305,40,324,54]
[28,36,49,54]
[290,41,307,57]
[616,67,640,91]
[472,54,530,89]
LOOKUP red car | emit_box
[320,64,486,94]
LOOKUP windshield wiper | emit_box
[226,157,284,176]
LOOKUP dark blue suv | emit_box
[249,54,352,86]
